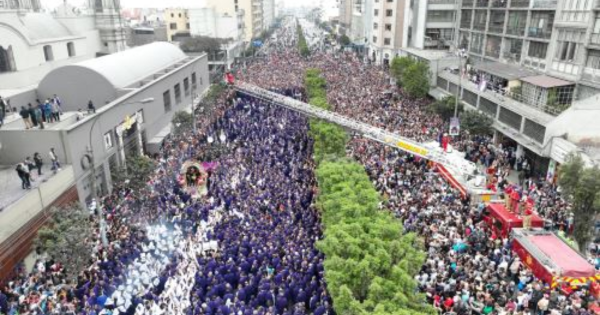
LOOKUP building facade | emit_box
[164,8,190,42]
[0,43,210,203]
[429,0,600,176]
[407,0,456,50]
[366,0,408,64]
[207,0,263,42]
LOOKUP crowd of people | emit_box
[241,20,597,315]
[0,18,597,315]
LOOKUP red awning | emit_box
[530,235,596,278]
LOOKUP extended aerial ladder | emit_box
[234,81,493,198]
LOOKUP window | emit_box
[192,72,197,90]
[528,41,548,59]
[554,30,585,63]
[104,132,113,150]
[174,84,182,104]
[171,13,174,17]
[387,0,393,2]
[186,23,190,29]
[184,78,190,96]
[170,23,177,30]
[384,38,391,45]
[586,49,600,69]
[67,42,76,57]
[163,90,172,112]
[555,41,578,62]
[43,45,54,61]
[373,23,378,30]
[374,9,378,16]
[94,0,102,12]
[386,9,393,16]
[385,24,392,31]
[373,36,377,43]
[178,13,182,18]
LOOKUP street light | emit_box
[454,48,467,118]
[87,97,154,246]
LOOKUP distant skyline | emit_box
[41,0,321,9]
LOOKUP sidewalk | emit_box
[0,165,56,211]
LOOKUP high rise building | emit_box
[207,0,264,42]
[263,0,275,30]
[364,0,457,65]
[430,0,600,177]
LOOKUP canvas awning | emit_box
[473,61,538,81]
[521,75,574,88]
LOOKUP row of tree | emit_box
[304,69,435,315]
[297,24,310,57]
[305,69,347,164]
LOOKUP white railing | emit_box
[234,81,478,178]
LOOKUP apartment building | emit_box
[429,0,600,176]
[207,0,264,42]
[364,0,457,65]
[366,0,408,64]
[407,0,457,50]
[164,8,190,42]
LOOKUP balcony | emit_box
[428,0,456,3]
[527,27,552,39]
[510,0,530,7]
[506,27,525,36]
[591,33,600,46]
[582,67,600,85]
[463,0,475,6]
[531,0,557,9]
[476,0,489,7]
[491,0,507,7]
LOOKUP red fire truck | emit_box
[512,228,599,290]
[483,202,544,239]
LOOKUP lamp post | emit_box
[455,48,467,118]
[87,97,154,246]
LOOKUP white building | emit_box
[189,8,245,41]
[0,0,126,106]
[263,0,275,30]
[188,7,245,70]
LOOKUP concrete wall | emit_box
[37,66,116,112]
[0,128,67,165]
[0,13,101,90]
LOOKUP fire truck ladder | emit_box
[234,81,479,193]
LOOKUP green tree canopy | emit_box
[172,111,193,135]
[316,160,435,315]
[180,36,223,53]
[111,155,157,191]
[304,69,347,164]
[460,109,494,136]
[298,25,310,57]
[558,154,600,251]
[402,61,430,99]
[428,96,463,121]
[34,204,93,279]
[339,35,351,46]
[390,56,414,79]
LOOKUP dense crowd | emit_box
[0,18,597,315]
[242,20,596,315]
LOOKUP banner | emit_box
[449,117,460,136]
[546,160,557,183]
